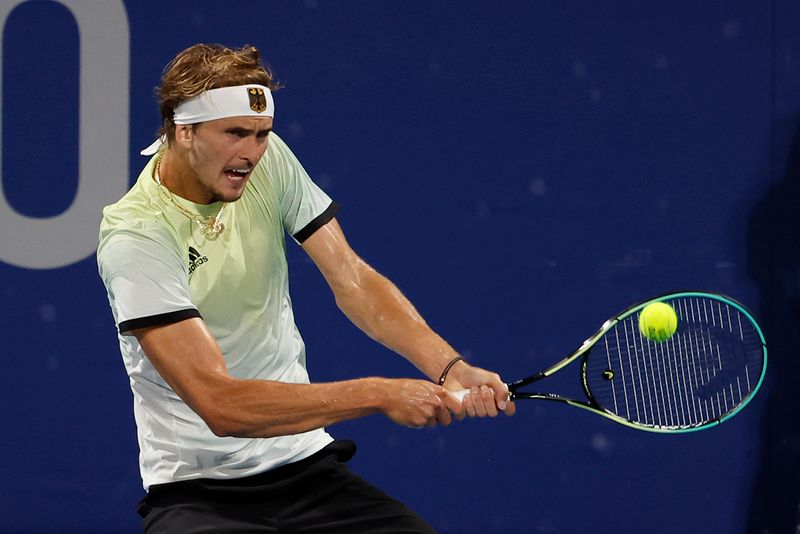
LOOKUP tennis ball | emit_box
[638,302,678,342]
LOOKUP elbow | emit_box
[199,403,272,439]
[191,382,282,439]
[204,415,279,439]
[204,413,266,438]
[194,394,247,438]
[332,279,364,310]
[205,415,237,438]
[195,405,234,437]
[331,258,374,305]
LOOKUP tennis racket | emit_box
[457,292,767,433]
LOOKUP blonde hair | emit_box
[156,43,280,140]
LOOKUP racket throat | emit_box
[509,372,547,392]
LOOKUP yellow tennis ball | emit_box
[638,302,678,342]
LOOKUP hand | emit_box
[443,360,516,418]
[378,378,465,428]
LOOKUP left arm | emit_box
[301,218,515,417]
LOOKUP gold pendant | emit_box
[202,221,225,240]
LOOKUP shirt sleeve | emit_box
[266,133,340,243]
[97,226,200,335]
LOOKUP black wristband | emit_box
[437,356,464,385]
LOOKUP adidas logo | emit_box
[188,246,209,274]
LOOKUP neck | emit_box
[157,150,215,204]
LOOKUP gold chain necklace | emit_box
[154,155,227,240]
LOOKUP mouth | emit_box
[223,167,253,184]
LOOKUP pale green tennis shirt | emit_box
[97,133,337,490]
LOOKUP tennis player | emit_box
[97,43,514,533]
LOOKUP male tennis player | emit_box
[98,43,514,533]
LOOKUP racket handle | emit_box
[451,387,513,402]
[452,389,469,402]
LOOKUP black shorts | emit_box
[137,440,436,533]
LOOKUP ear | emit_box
[174,125,194,149]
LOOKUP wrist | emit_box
[359,377,391,414]
[437,356,466,386]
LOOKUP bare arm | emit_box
[300,218,456,380]
[134,317,459,438]
[301,218,515,416]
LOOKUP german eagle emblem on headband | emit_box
[248,87,267,113]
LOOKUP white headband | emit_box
[140,84,275,155]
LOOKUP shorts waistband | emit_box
[146,439,356,497]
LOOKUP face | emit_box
[177,116,273,203]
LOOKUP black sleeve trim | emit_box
[119,308,202,334]
[293,201,341,243]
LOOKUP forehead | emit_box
[205,116,274,130]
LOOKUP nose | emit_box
[240,135,268,165]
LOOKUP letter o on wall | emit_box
[0,0,130,269]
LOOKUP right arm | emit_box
[133,316,461,438]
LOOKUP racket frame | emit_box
[508,291,767,433]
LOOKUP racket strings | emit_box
[585,297,764,429]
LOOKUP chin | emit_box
[213,182,249,203]
[214,191,245,203]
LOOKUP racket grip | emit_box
[452,389,470,402]
[451,387,513,403]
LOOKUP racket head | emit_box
[580,292,767,433]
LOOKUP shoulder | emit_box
[99,172,181,259]
[98,212,182,273]
[247,132,299,197]
[266,131,291,155]
[260,132,303,173]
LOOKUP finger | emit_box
[471,386,487,417]
[411,416,427,429]
[490,382,511,411]
[462,392,477,417]
[503,400,517,416]
[443,390,466,420]
[480,385,499,417]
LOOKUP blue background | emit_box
[1,1,798,532]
